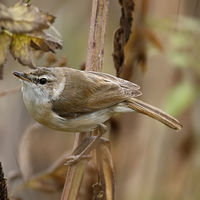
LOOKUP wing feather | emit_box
[52,68,141,117]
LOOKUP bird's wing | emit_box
[87,71,140,90]
[51,69,141,118]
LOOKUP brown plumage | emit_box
[52,70,141,114]
[13,67,182,132]
[127,98,182,130]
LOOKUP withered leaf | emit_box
[119,0,134,43]
[0,31,11,79]
[10,33,35,67]
[10,32,62,67]
[96,141,115,200]
[113,29,124,76]
[0,2,55,33]
[44,33,63,51]
[30,31,62,53]
[113,0,135,77]
[123,29,147,77]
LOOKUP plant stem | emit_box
[0,162,9,200]
[86,0,109,71]
[61,0,109,199]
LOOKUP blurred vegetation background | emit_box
[0,0,199,199]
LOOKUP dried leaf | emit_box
[30,32,62,53]
[0,2,61,71]
[10,33,35,67]
[122,28,147,78]
[113,0,135,76]
[44,33,63,51]
[10,32,62,67]
[0,31,11,79]
[97,141,115,200]
[119,0,134,43]
[0,2,55,33]
[113,29,124,76]
[118,0,157,79]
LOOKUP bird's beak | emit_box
[13,71,31,82]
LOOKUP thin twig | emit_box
[61,0,109,199]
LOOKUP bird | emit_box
[13,66,182,133]
[13,66,182,164]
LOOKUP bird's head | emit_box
[13,67,65,101]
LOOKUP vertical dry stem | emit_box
[86,0,109,71]
[0,162,9,200]
[61,0,109,199]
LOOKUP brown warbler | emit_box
[13,67,182,133]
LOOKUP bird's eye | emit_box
[39,78,47,85]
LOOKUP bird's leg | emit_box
[65,123,108,165]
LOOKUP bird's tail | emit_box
[127,98,182,131]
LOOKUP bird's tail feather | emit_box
[127,98,182,131]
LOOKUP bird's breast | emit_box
[22,84,51,125]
